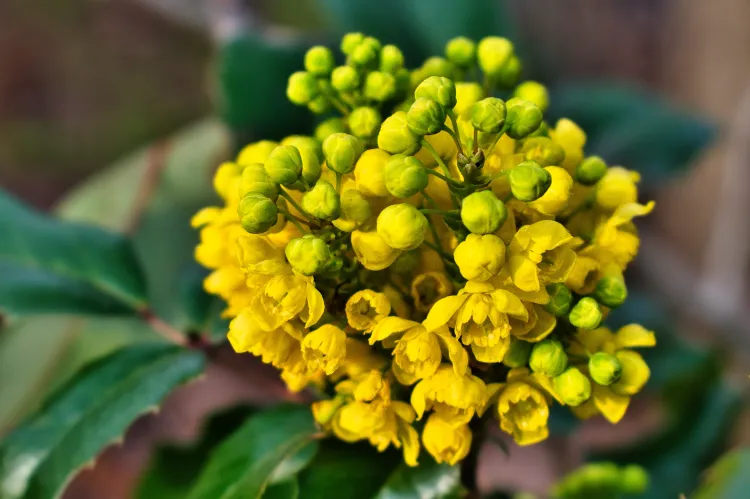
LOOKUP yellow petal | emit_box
[517,306,556,342]
[592,384,630,423]
[508,254,540,292]
[610,350,650,396]
[434,328,469,375]
[398,420,420,467]
[570,397,599,420]
[423,294,469,331]
[190,206,222,228]
[410,381,427,419]
[471,338,510,363]
[304,283,325,328]
[392,362,422,386]
[514,425,549,446]
[490,289,529,319]
[615,324,656,349]
[369,317,418,344]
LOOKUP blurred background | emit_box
[1,0,748,497]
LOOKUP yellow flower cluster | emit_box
[192,33,656,466]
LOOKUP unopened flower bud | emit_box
[333,188,372,232]
[282,137,322,186]
[421,57,454,79]
[589,352,623,386]
[514,81,549,112]
[495,55,522,88]
[348,106,382,140]
[415,76,457,109]
[331,65,360,92]
[470,97,506,133]
[307,95,331,114]
[323,133,364,174]
[620,465,649,494]
[364,71,396,102]
[236,140,278,166]
[240,163,278,201]
[461,190,508,234]
[407,98,446,136]
[378,111,421,155]
[238,193,278,234]
[341,32,365,55]
[529,338,568,377]
[454,234,506,281]
[505,97,543,139]
[265,145,303,186]
[377,204,428,250]
[352,230,401,270]
[354,149,390,197]
[545,283,573,317]
[503,338,533,368]
[304,46,334,76]
[521,137,565,167]
[477,36,514,78]
[509,160,552,201]
[385,154,428,198]
[348,36,381,69]
[287,71,319,105]
[315,117,347,143]
[594,275,628,308]
[569,297,603,330]
[285,235,333,275]
[302,180,340,221]
[445,36,476,67]
[380,44,405,73]
[554,367,592,406]
[576,156,608,186]
[595,167,639,210]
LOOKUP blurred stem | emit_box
[278,207,309,234]
[138,308,188,347]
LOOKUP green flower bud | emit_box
[285,235,333,276]
[323,133,364,174]
[619,465,649,494]
[307,95,331,114]
[364,71,397,102]
[529,338,568,377]
[503,338,533,368]
[495,55,522,88]
[514,81,549,112]
[384,154,428,198]
[578,463,621,495]
[544,283,573,317]
[505,97,543,139]
[380,44,405,73]
[553,367,592,406]
[302,180,340,221]
[407,98,446,136]
[286,71,319,105]
[521,137,565,167]
[238,193,278,234]
[304,46,334,76]
[461,190,508,234]
[350,36,381,67]
[265,145,303,186]
[509,160,552,201]
[588,352,623,386]
[282,135,323,162]
[414,76,457,109]
[477,36,514,77]
[341,32,365,55]
[378,111,421,155]
[420,57,454,78]
[569,297,603,330]
[348,106,382,139]
[575,155,608,186]
[390,250,419,274]
[239,163,278,201]
[445,36,476,67]
[377,204,428,250]
[528,120,550,138]
[332,67,360,94]
[333,188,372,232]
[594,275,628,308]
[470,97,506,134]
[315,117,347,143]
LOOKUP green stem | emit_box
[421,189,438,208]
[419,208,457,217]
[423,240,454,261]
[279,190,310,220]
[335,172,342,193]
[447,110,464,155]
[425,168,463,188]
[320,86,350,116]
[278,207,309,234]
[421,140,461,208]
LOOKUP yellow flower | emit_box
[280,369,325,393]
[411,365,487,423]
[354,148,391,197]
[236,139,278,166]
[589,201,655,270]
[410,272,453,312]
[302,324,347,375]
[227,311,306,373]
[423,281,528,363]
[212,162,243,205]
[595,167,640,211]
[247,273,325,331]
[565,245,600,295]
[528,166,573,216]
[509,303,557,343]
[345,290,392,331]
[508,220,577,292]
[351,230,402,270]
[549,118,585,173]
[332,400,386,442]
[422,413,472,465]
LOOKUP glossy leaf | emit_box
[694,448,750,499]
[262,479,299,499]
[374,458,463,499]
[0,344,205,499]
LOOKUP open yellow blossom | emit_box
[345,290,392,331]
[549,118,585,173]
[422,413,472,465]
[528,166,573,216]
[589,201,655,269]
[247,273,325,331]
[595,167,640,211]
[410,272,453,312]
[212,161,243,205]
[509,303,557,343]
[508,220,577,292]
[301,324,347,374]
[368,401,421,466]
[411,365,487,423]
[228,311,306,373]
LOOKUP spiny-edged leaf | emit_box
[694,448,750,499]
[0,190,147,316]
[187,404,319,499]
[0,343,205,499]
[373,458,463,499]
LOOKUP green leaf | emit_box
[175,263,228,339]
[0,190,147,316]
[262,479,299,499]
[374,458,463,499]
[0,344,205,499]
[187,404,319,499]
[694,448,750,499]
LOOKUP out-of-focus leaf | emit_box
[175,263,228,339]
[262,479,299,499]
[0,344,205,499]
[693,448,750,499]
[0,190,147,316]
[373,458,463,499]
[186,405,319,499]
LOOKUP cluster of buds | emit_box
[193,33,656,467]
[551,462,649,498]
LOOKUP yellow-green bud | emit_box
[364,71,397,102]
[307,95,331,114]
[334,188,372,232]
[407,98,446,135]
[302,180,340,221]
[528,120,550,138]
[304,46,334,76]
[594,275,628,308]
[477,36,514,77]
[315,117,347,143]
[545,283,573,317]
[569,297,603,330]
[514,81,549,112]
[282,135,323,162]
[505,97,543,139]
[348,107,382,140]
[238,193,278,234]
[509,160,552,201]
[384,154,428,198]
[503,338,533,368]
[588,352,622,386]
[575,156,608,186]
[323,133,364,174]
[240,163,278,201]
[341,32,365,55]
[378,111,421,155]
[286,71,319,105]
[553,367,591,406]
[529,338,568,377]
[331,65,360,92]
[620,465,649,494]
[461,190,508,234]
[282,137,322,186]
[445,36,476,67]
[417,57,454,81]
[265,145,303,186]
[414,76,457,109]
[496,55,522,88]
[470,97,506,134]
[390,250,419,274]
[454,233,506,281]
[348,36,381,69]
[285,235,332,276]
[521,137,565,167]
[377,204,428,250]
[380,44,405,73]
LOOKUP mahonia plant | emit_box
[192,33,657,467]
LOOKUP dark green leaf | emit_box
[187,404,319,499]
[694,448,750,499]
[175,263,228,339]
[0,344,205,499]
[0,190,147,316]
[263,479,299,499]
[374,458,462,499]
